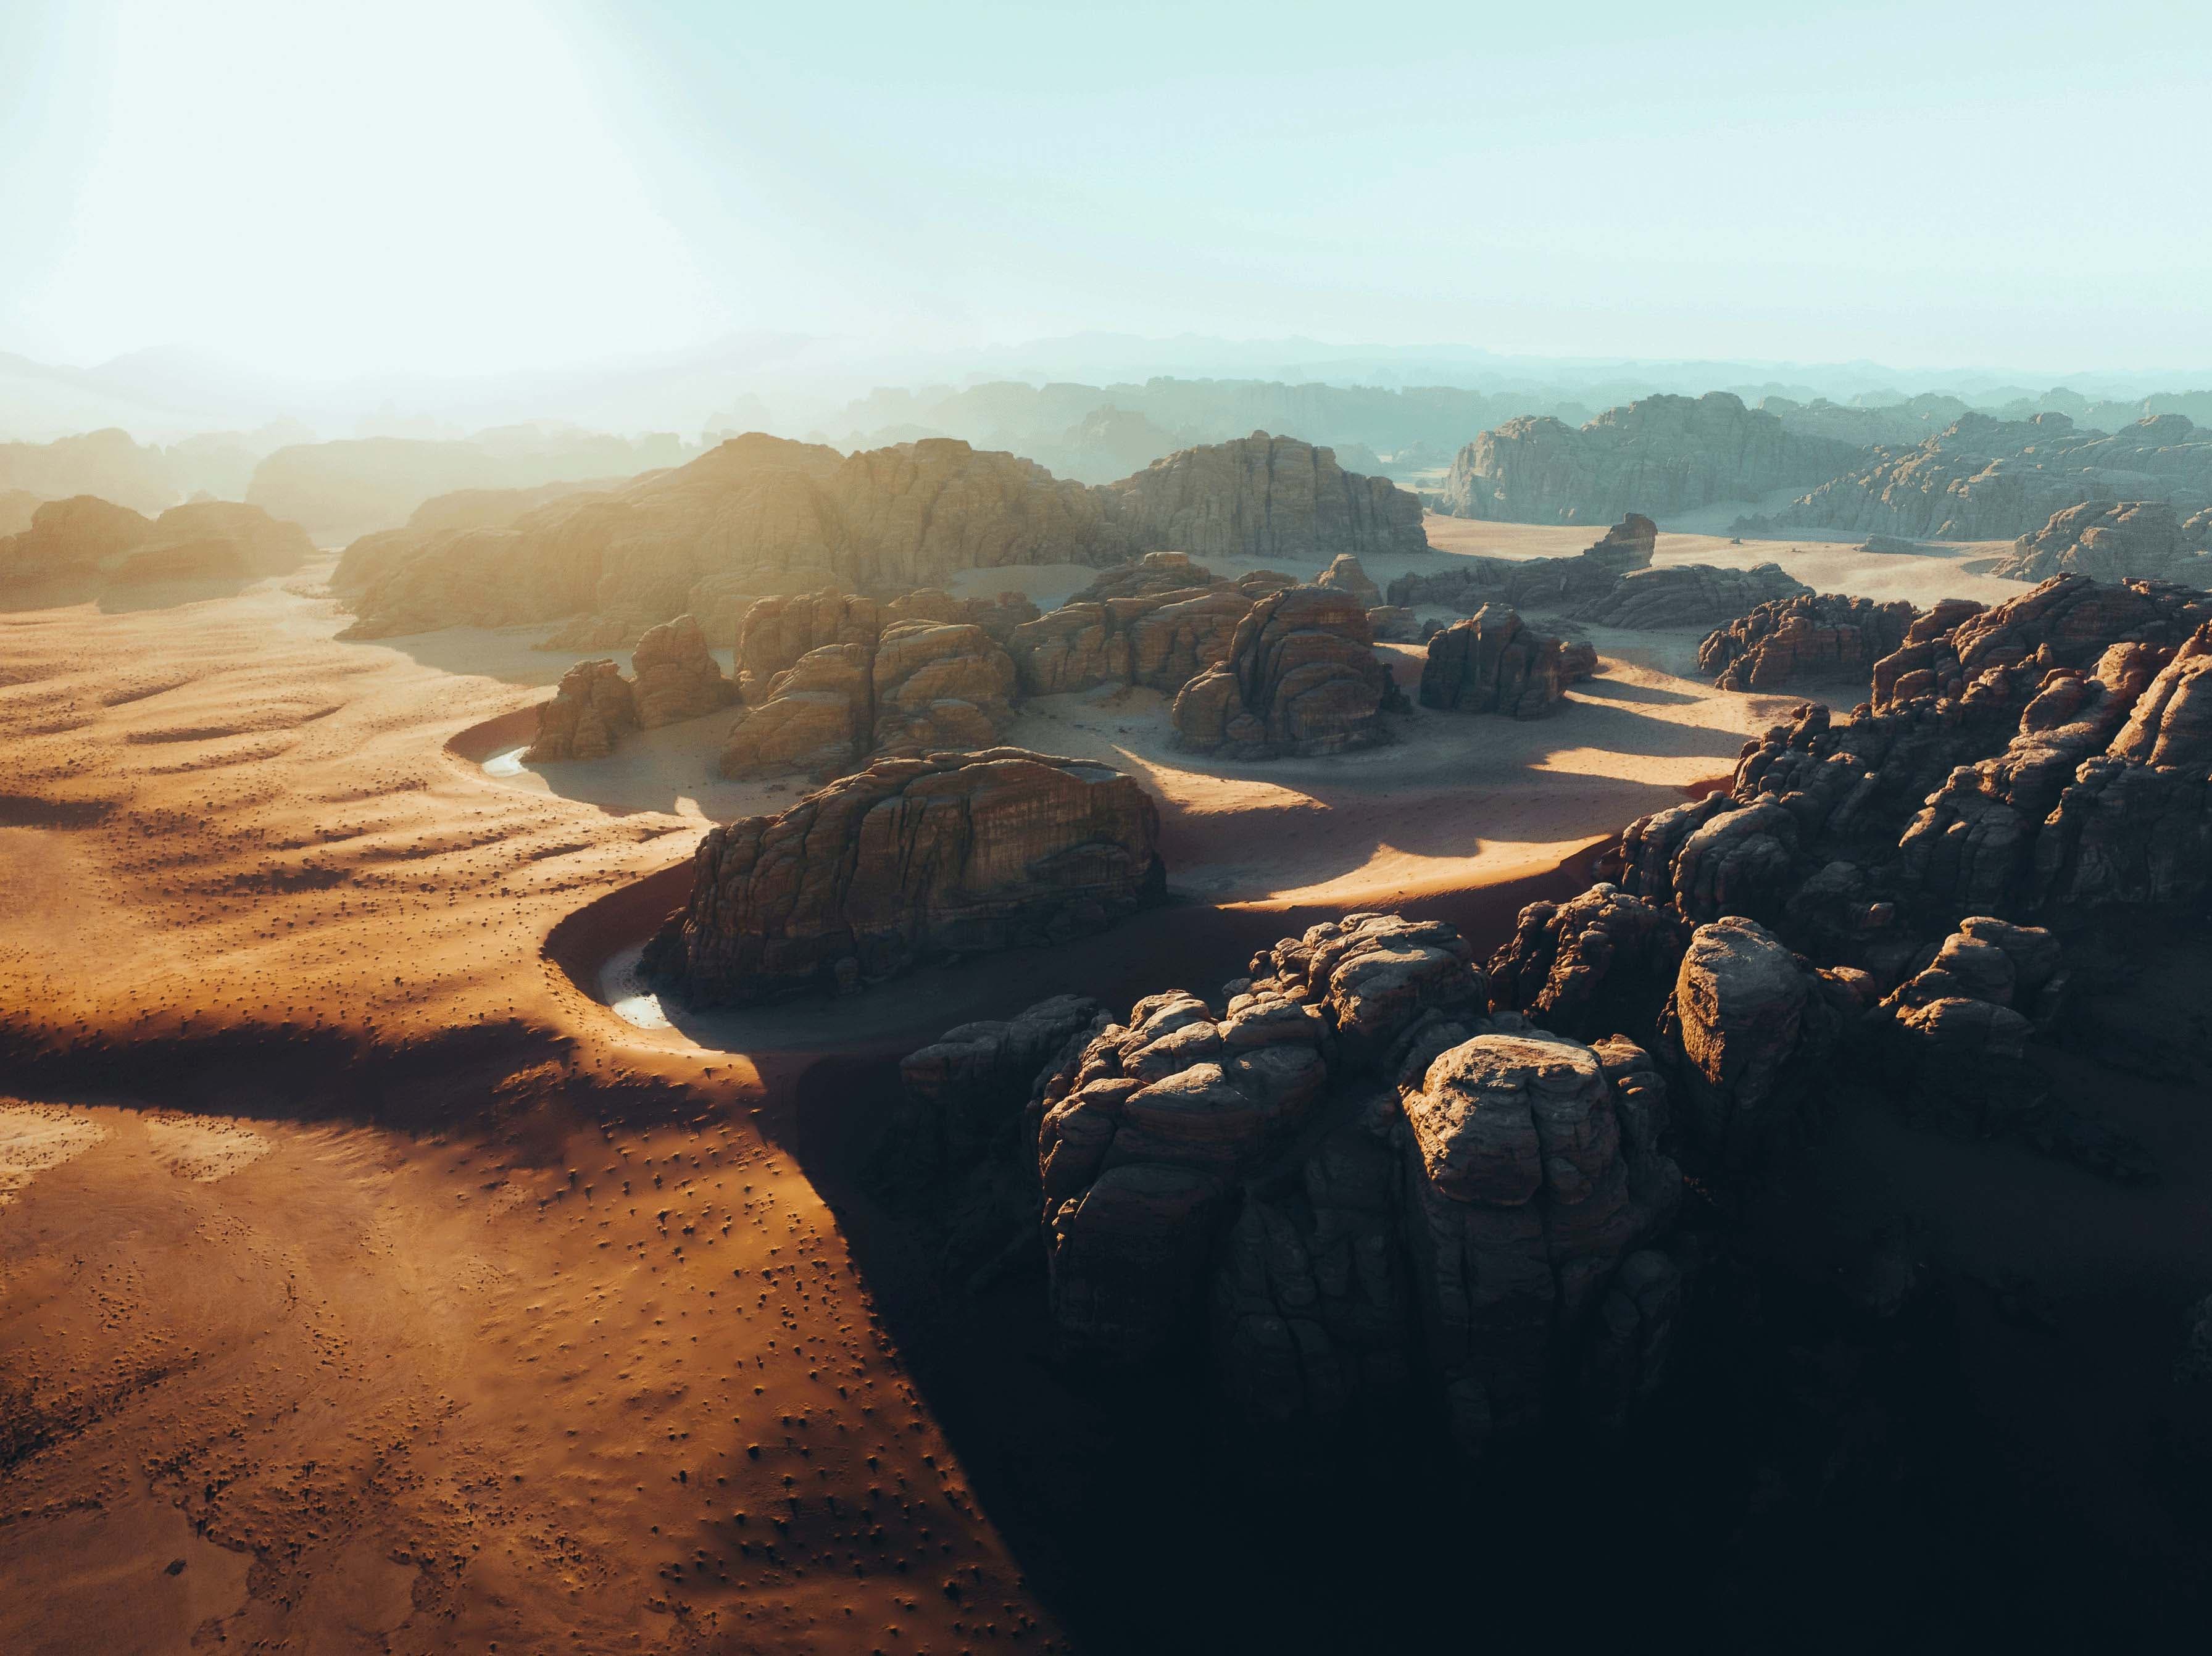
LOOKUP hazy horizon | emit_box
[10,0,2212,405]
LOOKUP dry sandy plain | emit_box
[0,517,2029,1652]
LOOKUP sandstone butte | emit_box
[330,430,1428,643]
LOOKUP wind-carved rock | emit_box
[524,659,638,762]
[1440,393,1860,523]
[1170,586,1397,759]
[1418,605,1594,717]
[1992,499,2212,586]
[1780,412,2212,541]
[1006,553,1281,699]
[720,589,1021,780]
[1313,552,1382,608]
[644,749,1166,1007]
[1698,593,1916,691]
[628,613,739,728]
[1013,910,1684,1457]
[1486,884,1690,1044]
[1386,514,1655,614]
[1570,562,1813,630]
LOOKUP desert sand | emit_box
[0,519,2035,1650]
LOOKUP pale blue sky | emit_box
[6,0,2211,379]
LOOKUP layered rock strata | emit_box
[1570,562,1813,630]
[1418,605,1595,717]
[642,749,1166,1005]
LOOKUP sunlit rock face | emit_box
[642,749,1165,1007]
[1170,586,1397,759]
[1698,593,1916,691]
[1387,514,1655,614]
[1993,498,2212,586]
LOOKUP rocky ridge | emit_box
[335,431,1425,642]
[0,495,314,586]
[1991,499,2212,586]
[1439,394,1863,523]
[1170,587,1400,759]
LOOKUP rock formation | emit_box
[1005,553,1282,699]
[0,495,314,586]
[897,910,1692,1457]
[1990,499,2212,585]
[1313,552,1381,608]
[1570,562,1813,630]
[1779,412,2212,541]
[1439,393,1862,523]
[1698,593,1918,691]
[720,591,1021,780]
[1365,605,1423,643]
[642,749,1166,1005]
[1385,514,1657,614]
[628,613,739,727]
[1418,605,1595,717]
[523,659,638,762]
[1170,588,1397,759]
[337,430,1425,642]
[518,613,736,762]
[1099,433,1427,563]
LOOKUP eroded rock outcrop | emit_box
[0,495,314,586]
[1440,394,1861,523]
[1386,514,1655,614]
[1006,553,1278,699]
[1100,433,1428,563]
[1570,562,1812,630]
[720,590,1022,780]
[1779,412,2212,541]
[1990,499,2212,585]
[1170,588,1397,759]
[1012,911,1684,1455]
[1698,593,1918,691]
[643,749,1165,1005]
[1314,553,1382,608]
[523,659,638,762]
[1418,605,1594,717]
[628,614,738,727]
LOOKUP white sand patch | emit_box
[600,942,672,1030]
[0,1102,110,1207]
[143,1114,272,1182]
[483,745,528,778]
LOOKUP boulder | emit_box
[643,749,1165,1006]
[1418,604,1592,718]
[1366,604,1423,643]
[1487,884,1689,1042]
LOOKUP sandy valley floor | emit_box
[0,517,2024,1651]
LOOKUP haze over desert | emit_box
[6,3,2212,1652]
